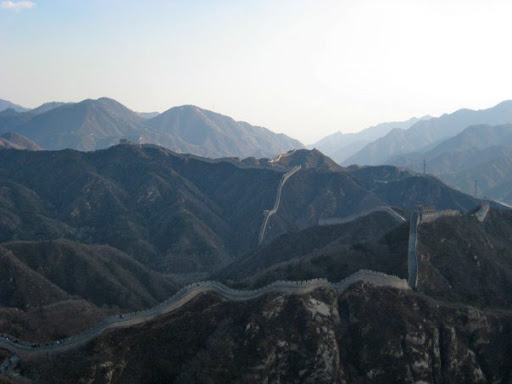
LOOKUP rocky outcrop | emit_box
[9,284,512,383]
[337,285,512,384]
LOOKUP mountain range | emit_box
[385,124,512,203]
[312,115,431,163]
[0,146,479,276]
[343,100,512,165]
[0,143,510,383]
[309,100,512,204]
[2,96,512,382]
[12,207,512,383]
[0,97,303,158]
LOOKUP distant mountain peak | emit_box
[345,100,512,166]
[491,99,512,111]
[146,104,303,158]
[0,97,303,158]
[0,99,29,113]
[312,115,431,164]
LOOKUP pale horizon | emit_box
[2,0,511,144]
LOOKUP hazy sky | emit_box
[1,0,512,144]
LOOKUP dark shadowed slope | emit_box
[3,240,179,310]
[0,145,284,274]
[0,147,481,274]
[417,208,512,308]
[217,211,408,288]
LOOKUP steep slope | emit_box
[3,240,179,310]
[0,246,69,309]
[29,102,68,115]
[0,299,110,343]
[0,146,481,274]
[0,240,180,342]
[146,105,303,158]
[0,138,24,150]
[425,124,512,158]
[218,211,408,288]
[261,163,479,243]
[346,100,512,165]
[0,145,284,274]
[436,147,512,202]
[0,109,34,133]
[261,168,384,243]
[417,208,512,308]
[0,132,41,151]
[348,165,479,210]
[313,115,430,163]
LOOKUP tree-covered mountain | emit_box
[217,210,408,288]
[2,240,179,310]
[0,145,480,276]
[0,145,510,383]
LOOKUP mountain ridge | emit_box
[345,100,512,165]
[0,98,303,158]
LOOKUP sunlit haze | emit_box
[1,0,511,144]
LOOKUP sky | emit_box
[1,0,512,144]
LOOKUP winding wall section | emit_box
[319,206,406,226]
[0,270,408,357]
[258,165,301,244]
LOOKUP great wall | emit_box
[0,270,409,358]
[319,206,406,226]
[0,162,493,364]
[406,202,490,290]
[258,165,302,244]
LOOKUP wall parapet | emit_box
[0,269,409,355]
